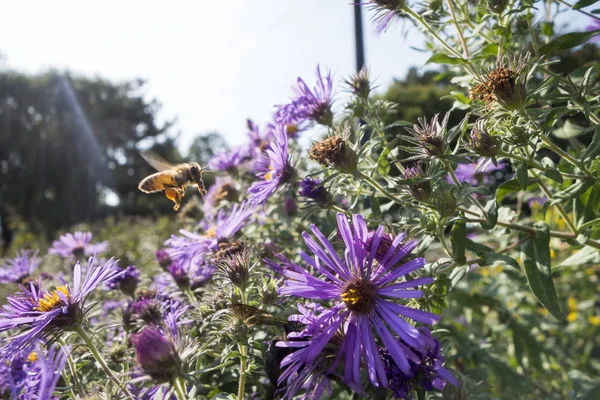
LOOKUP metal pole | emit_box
[354,3,366,72]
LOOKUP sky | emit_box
[0,1,590,153]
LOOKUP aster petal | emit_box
[384,302,441,324]
[309,225,351,280]
[375,258,427,287]
[373,318,412,374]
[376,289,425,299]
[365,225,385,279]
[374,300,421,348]
[358,316,388,387]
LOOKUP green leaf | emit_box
[385,120,413,129]
[541,157,563,184]
[480,198,498,229]
[539,29,600,56]
[442,154,472,164]
[466,238,494,255]
[425,54,466,66]
[496,177,539,203]
[377,148,391,176]
[581,127,600,163]
[450,219,467,265]
[546,179,595,208]
[516,163,529,190]
[553,119,588,139]
[558,246,600,267]
[573,0,599,9]
[520,223,563,321]
[481,253,521,270]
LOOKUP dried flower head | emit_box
[309,129,358,174]
[469,52,530,110]
[404,113,449,159]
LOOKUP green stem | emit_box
[74,326,134,400]
[437,228,453,258]
[532,171,578,234]
[555,0,600,21]
[538,133,594,179]
[445,0,469,58]
[59,339,84,397]
[440,159,489,217]
[237,286,248,400]
[354,170,405,205]
[174,378,187,400]
[403,6,478,76]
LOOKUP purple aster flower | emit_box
[19,344,68,400]
[124,290,190,334]
[586,19,600,42]
[155,249,172,270]
[151,272,174,293]
[245,119,276,158]
[274,65,334,129]
[276,303,340,399]
[48,231,107,260]
[368,1,405,33]
[276,213,439,391]
[446,159,507,186]
[0,256,123,361]
[131,326,182,383]
[202,176,240,215]
[208,146,251,173]
[166,201,253,273]
[248,125,295,205]
[299,178,333,205]
[379,328,459,398]
[0,250,41,285]
[107,265,140,297]
[528,195,547,209]
[0,347,30,396]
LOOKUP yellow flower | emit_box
[588,316,600,326]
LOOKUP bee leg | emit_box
[164,188,183,211]
[197,180,207,197]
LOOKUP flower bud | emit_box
[345,66,371,99]
[299,178,333,206]
[131,327,181,383]
[431,187,458,219]
[155,250,172,270]
[404,113,449,159]
[214,242,251,290]
[403,164,432,202]
[167,262,190,289]
[468,121,499,157]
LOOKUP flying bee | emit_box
[138,150,207,211]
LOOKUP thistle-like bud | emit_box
[345,66,371,99]
[469,53,530,110]
[487,0,509,13]
[404,113,449,159]
[131,327,181,383]
[420,212,438,234]
[403,164,432,202]
[468,121,499,157]
[110,343,127,364]
[261,279,280,306]
[309,132,358,174]
[214,242,251,290]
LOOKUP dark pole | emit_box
[354,3,366,72]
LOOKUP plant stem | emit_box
[174,378,187,400]
[445,0,469,58]
[237,287,248,400]
[440,159,489,217]
[354,170,405,205]
[532,171,578,234]
[403,6,478,76]
[538,135,594,179]
[59,338,84,397]
[74,326,134,400]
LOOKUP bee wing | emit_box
[141,150,178,172]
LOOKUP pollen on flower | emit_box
[27,351,38,362]
[35,285,70,312]
[205,226,217,238]
[264,165,275,181]
[341,278,376,314]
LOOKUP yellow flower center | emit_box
[27,351,38,362]
[34,285,70,312]
[206,226,217,238]
[341,278,375,314]
[264,165,275,181]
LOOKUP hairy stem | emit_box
[174,378,187,400]
[74,326,134,400]
[445,0,469,58]
[532,171,578,234]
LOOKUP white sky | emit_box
[0,1,589,152]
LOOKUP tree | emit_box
[0,69,179,236]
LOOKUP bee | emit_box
[138,150,207,211]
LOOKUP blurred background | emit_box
[0,0,595,245]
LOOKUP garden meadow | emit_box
[1,1,600,399]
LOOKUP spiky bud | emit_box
[468,121,499,157]
[403,164,432,202]
[309,134,358,174]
